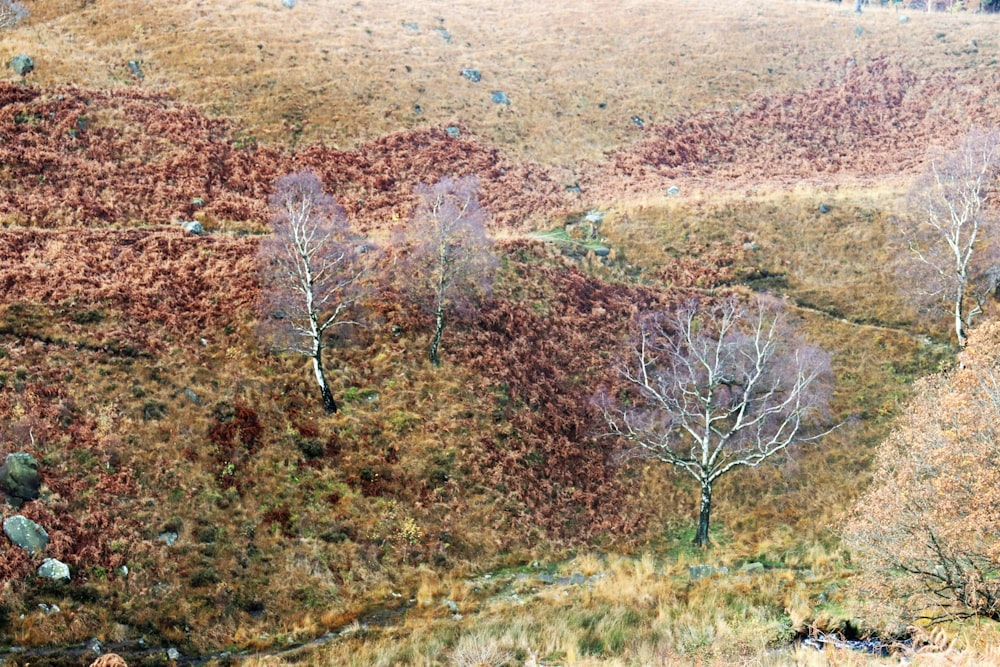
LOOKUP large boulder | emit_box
[3,515,49,554]
[1,452,40,503]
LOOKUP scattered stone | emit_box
[740,562,765,574]
[38,558,71,582]
[38,603,61,615]
[898,14,910,23]
[443,599,458,612]
[818,202,831,214]
[491,91,510,105]
[183,388,202,406]
[413,104,422,115]
[191,197,205,206]
[460,68,481,83]
[435,27,452,42]
[157,531,178,546]
[9,54,33,77]
[181,220,203,235]
[127,60,144,79]
[593,246,611,257]
[583,210,604,225]
[631,115,645,128]
[444,125,461,138]
[667,185,681,197]
[565,183,581,193]
[402,21,419,33]
[3,515,49,554]
[855,26,864,37]
[537,572,555,584]
[87,637,103,655]
[1,452,40,503]
[689,564,721,581]
[166,648,181,661]
[568,573,586,585]
[281,0,295,8]
[743,241,760,251]
[452,613,462,621]
[120,565,129,577]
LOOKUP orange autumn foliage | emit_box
[844,321,1000,624]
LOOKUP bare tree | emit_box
[898,128,1000,348]
[259,171,365,413]
[400,175,496,367]
[601,296,834,547]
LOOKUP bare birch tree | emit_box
[400,176,496,367]
[601,296,834,547]
[259,171,365,413]
[898,128,1000,348]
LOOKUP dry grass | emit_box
[4,0,998,180]
[3,0,1000,661]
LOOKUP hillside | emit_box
[2,0,1000,664]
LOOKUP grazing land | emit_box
[2,0,1000,664]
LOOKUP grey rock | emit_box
[10,54,33,77]
[87,638,102,655]
[593,246,611,258]
[667,185,681,197]
[688,564,719,581]
[402,21,419,33]
[183,388,202,405]
[191,197,205,207]
[182,220,203,235]
[1,452,40,502]
[443,599,458,612]
[569,572,586,585]
[855,26,864,37]
[631,115,644,128]
[537,572,555,584]
[445,126,461,138]
[461,68,481,83]
[127,60,144,79]
[583,209,604,225]
[281,0,295,7]
[38,558,71,582]
[167,648,181,661]
[819,202,831,214]
[3,515,49,554]
[157,531,178,546]
[740,562,765,574]
[491,91,510,105]
[38,603,61,615]
[898,14,910,23]
[435,27,452,42]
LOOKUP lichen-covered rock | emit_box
[9,54,33,76]
[3,515,49,554]
[1,452,40,503]
[38,557,71,582]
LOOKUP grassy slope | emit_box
[2,0,1000,663]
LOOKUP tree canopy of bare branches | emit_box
[844,322,1000,624]
[602,296,834,546]
[399,175,496,367]
[258,171,366,413]
[898,128,1000,348]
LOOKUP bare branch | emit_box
[258,171,369,413]
[602,295,835,546]
[395,176,497,367]
[897,127,1000,347]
